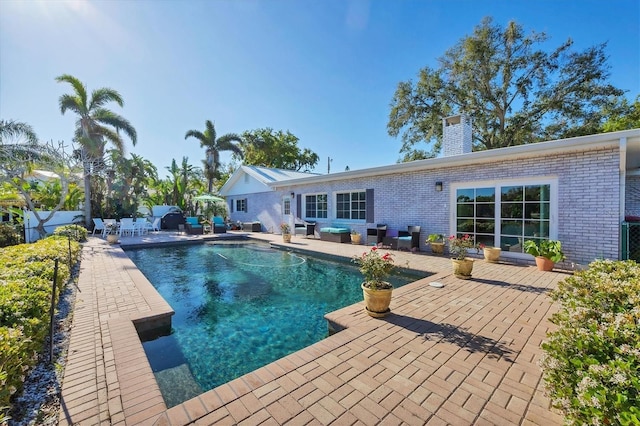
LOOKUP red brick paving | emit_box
[58,232,566,425]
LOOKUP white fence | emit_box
[24,210,83,243]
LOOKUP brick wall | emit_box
[229,146,621,265]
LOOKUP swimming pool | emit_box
[125,241,415,407]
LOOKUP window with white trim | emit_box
[283,198,291,215]
[336,191,366,220]
[455,182,553,253]
[305,194,327,219]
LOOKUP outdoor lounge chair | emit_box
[294,221,316,238]
[92,218,106,237]
[212,216,227,233]
[397,225,421,251]
[185,217,204,234]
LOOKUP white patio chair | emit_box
[92,218,106,237]
[134,220,147,236]
[146,217,161,232]
[118,218,136,236]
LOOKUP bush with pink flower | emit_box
[352,246,395,290]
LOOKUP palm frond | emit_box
[93,108,137,145]
[55,74,87,111]
[89,88,124,110]
[0,120,38,144]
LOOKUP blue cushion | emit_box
[186,217,199,225]
[398,236,411,241]
[319,227,350,234]
[213,216,225,225]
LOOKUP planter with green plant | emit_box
[352,247,395,317]
[426,233,445,254]
[449,234,476,279]
[523,239,565,271]
[350,229,361,245]
[280,223,291,243]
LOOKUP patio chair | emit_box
[212,216,227,233]
[134,220,148,236]
[92,218,106,237]
[145,217,161,232]
[118,218,136,236]
[185,217,204,235]
[398,225,421,251]
[294,221,316,238]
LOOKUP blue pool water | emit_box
[125,241,415,407]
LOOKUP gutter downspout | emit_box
[620,137,627,260]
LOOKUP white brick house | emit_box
[220,123,640,266]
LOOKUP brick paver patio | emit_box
[58,231,566,425]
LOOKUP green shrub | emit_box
[0,237,81,417]
[0,223,22,248]
[542,260,640,425]
[52,224,87,242]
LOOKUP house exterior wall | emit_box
[229,146,620,266]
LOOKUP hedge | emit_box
[542,260,640,425]
[0,235,81,419]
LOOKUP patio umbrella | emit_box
[193,194,225,203]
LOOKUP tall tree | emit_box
[56,74,137,226]
[237,128,319,172]
[185,120,242,193]
[600,95,640,132]
[388,17,625,161]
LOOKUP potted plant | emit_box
[352,247,395,317]
[280,223,291,243]
[350,229,361,245]
[426,233,445,254]
[523,239,565,271]
[449,234,476,279]
[479,243,501,263]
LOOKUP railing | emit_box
[621,221,640,261]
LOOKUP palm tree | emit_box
[0,119,38,144]
[185,120,243,192]
[56,74,137,226]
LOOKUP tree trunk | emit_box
[83,161,92,227]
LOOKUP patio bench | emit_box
[319,225,350,243]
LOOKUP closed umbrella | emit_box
[193,194,225,203]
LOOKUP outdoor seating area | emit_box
[185,217,204,234]
[242,221,262,232]
[92,217,160,238]
[294,220,316,238]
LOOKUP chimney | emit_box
[442,114,472,157]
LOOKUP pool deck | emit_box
[58,231,566,425]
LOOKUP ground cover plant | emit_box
[0,236,81,422]
[542,260,640,425]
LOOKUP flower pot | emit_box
[106,234,119,244]
[430,242,444,255]
[535,256,555,271]
[483,247,501,263]
[361,282,393,317]
[351,234,361,245]
[452,258,473,279]
[282,233,292,243]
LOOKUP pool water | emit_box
[125,242,415,407]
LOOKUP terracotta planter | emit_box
[535,256,555,271]
[351,234,362,245]
[452,258,474,279]
[282,234,292,243]
[106,234,119,244]
[430,242,445,255]
[361,282,393,317]
[483,247,501,263]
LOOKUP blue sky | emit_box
[1,0,638,179]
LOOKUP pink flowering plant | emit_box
[448,234,476,260]
[352,246,395,290]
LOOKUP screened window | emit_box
[283,198,291,215]
[455,183,552,253]
[305,194,327,219]
[336,191,366,220]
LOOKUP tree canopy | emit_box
[387,17,625,161]
[237,128,319,172]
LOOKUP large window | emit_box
[455,182,552,253]
[305,194,327,219]
[236,199,246,213]
[283,198,291,215]
[336,191,366,220]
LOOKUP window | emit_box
[283,198,291,215]
[336,191,366,220]
[236,199,247,213]
[455,182,553,253]
[305,194,327,219]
